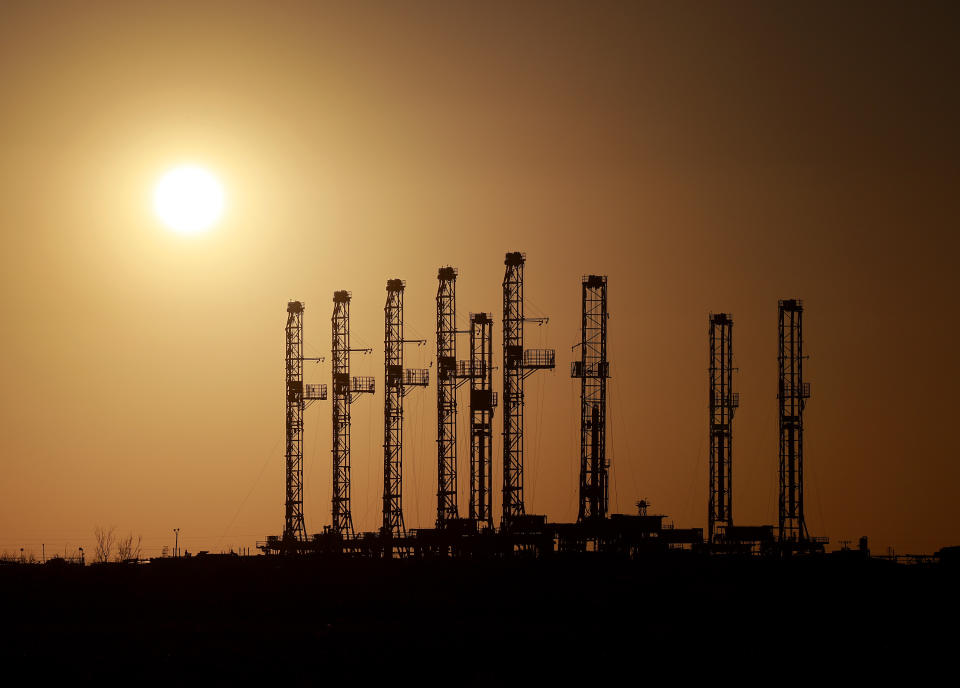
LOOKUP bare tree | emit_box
[94,525,116,563]
[115,533,143,562]
[115,535,130,561]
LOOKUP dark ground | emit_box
[0,552,955,682]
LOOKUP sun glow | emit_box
[153,165,225,234]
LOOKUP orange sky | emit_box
[1,1,958,558]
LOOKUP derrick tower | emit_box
[708,313,738,543]
[466,312,496,527]
[282,301,326,553]
[382,280,428,544]
[501,252,555,525]
[572,275,610,522]
[331,291,374,537]
[436,267,460,526]
[778,299,810,543]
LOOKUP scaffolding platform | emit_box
[403,369,429,386]
[304,383,328,400]
[522,349,555,369]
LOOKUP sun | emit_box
[153,165,225,234]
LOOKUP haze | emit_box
[1,1,958,558]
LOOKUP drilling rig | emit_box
[382,279,428,555]
[281,301,326,554]
[465,313,496,528]
[778,299,823,553]
[708,313,738,544]
[331,291,374,538]
[501,252,555,530]
[572,275,610,522]
[436,267,462,527]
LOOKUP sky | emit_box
[1,0,958,558]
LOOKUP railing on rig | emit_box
[305,383,328,400]
[403,369,429,386]
[522,349,555,369]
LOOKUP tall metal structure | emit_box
[465,313,496,527]
[436,267,460,526]
[283,301,326,553]
[572,275,610,522]
[382,279,428,543]
[502,252,555,524]
[331,291,374,537]
[708,313,738,543]
[778,299,810,543]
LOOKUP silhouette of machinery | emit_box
[261,260,826,559]
[381,279,428,556]
[501,252,555,536]
[777,299,827,555]
[573,275,610,522]
[280,301,326,554]
[331,291,374,538]
[435,267,461,527]
[708,313,737,544]
[465,312,496,529]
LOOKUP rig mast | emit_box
[778,299,811,544]
[331,291,374,537]
[465,313,496,527]
[501,252,555,525]
[436,267,460,526]
[382,280,428,546]
[282,301,326,553]
[572,275,610,522]
[708,313,738,543]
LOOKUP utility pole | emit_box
[382,280,428,553]
[331,291,374,537]
[501,252,555,527]
[708,313,738,543]
[572,275,610,522]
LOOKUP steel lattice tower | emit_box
[572,275,610,522]
[708,313,738,543]
[382,279,428,544]
[502,252,555,525]
[436,267,460,526]
[282,301,326,553]
[467,312,496,527]
[331,291,374,537]
[778,299,811,543]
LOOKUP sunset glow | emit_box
[153,165,225,234]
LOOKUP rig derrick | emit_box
[464,313,497,529]
[331,291,374,540]
[708,313,738,545]
[382,279,428,557]
[572,275,610,524]
[501,252,555,537]
[436,267,469,528]
[281,301,327,555]
[777,299,826,555]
